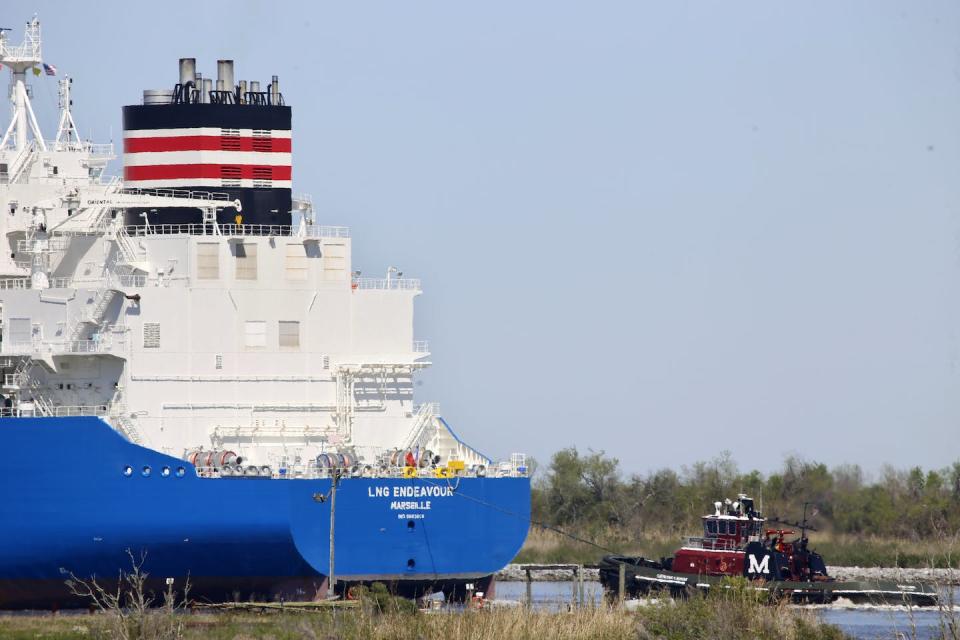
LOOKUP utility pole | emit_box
[327,469,339,599]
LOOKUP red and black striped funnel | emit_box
[122,67,292,228]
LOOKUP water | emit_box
[492,582,960,640]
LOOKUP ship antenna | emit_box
[0,16,48,152]
[54,75,80,148]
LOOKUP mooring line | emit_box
[419,476,621,556]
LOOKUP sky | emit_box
[8,1,960,476]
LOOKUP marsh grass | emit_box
[0,581,849,640]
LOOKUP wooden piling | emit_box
[618,562,625,606]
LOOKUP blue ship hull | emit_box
[0,418,530,608]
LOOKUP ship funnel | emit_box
[270,75,279,103]
[238,79,247,103]
[179,58,196,86]
[202,78,213,103]
[250,80,260,92]
[217,59,235,92]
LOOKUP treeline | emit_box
[530,448,960,541]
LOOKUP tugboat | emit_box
[599,495,939,606]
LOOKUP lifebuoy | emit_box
[719,560,729,572]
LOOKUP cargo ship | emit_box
[0,17,530,608]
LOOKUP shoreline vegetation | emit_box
[0,581,850,640]
[523,448,960,569]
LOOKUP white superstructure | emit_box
[0,18,494,478]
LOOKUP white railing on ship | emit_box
[59,339,110,354]
[683,537,742,552]
[301,225,349,238]
[0,278,30,290]
[49,405,111,417]
[124,224,350,238]
[352,277,421,291]
[121,187,231,201]
[0,405,113,419]
[0,276,115,291]
[2,373,23,388]
[116,274,147,288]
[192,461,526,480]
[46,140,115,156]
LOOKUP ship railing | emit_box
[683,536,742,552]
[0,405,113,419]
[191,462,517,480]
[301,225,350,238]
[49,405,111,417]
[0,277,30,290]
[352,277,422,291]
[0,276,74,290]
[46,140,115,156]
[119,223,354,238]
[2,373,24,388]
[50,339,113,354]
[120,187,231,201]
[115,274,148,288]
[122,223,350,238]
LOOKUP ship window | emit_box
[215,354,223,370]
[285,243,308,281]
[279,321,300,348]
[234,243,258,280]
[143,322,160,348]
[244,321,266,348]
[196,242,219,280]
[705,520,717,536]
[322,243,346,281]
[8,317,30,345]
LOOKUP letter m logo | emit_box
[747,554,770,575]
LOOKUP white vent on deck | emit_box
[143,323,160,348]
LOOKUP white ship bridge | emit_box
[0,18,507,480]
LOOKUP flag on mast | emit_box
[43,63,56,76]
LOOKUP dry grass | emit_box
[0,585,849,640]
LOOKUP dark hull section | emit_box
[123,187,291,228]
[123,104,291,132]
[598,556,940,607]
[0,576,324,611]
